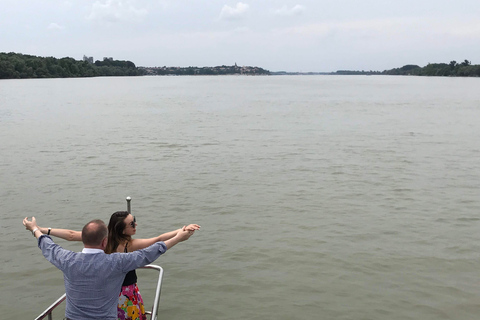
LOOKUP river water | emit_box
[1,75,480,319]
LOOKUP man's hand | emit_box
[23,217,38,232]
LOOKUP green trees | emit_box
[383,64,421,75]
[94,57,137,69]
[383,60,479,77]
[0,52,270,78]
[146,64,270,76]
[0,52,145,79]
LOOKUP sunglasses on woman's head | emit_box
[129,216,136,228]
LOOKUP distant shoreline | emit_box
[139,64,269,76]
[1,52,479,79]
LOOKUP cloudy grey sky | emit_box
[1,0,480,72]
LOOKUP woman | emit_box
[37,211,200,320]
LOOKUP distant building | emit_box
[83,55,94,64]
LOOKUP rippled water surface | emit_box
[1,75,480,319]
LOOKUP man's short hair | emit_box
[82,219,108,246]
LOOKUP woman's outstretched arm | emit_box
[129,224,200,251]
[37,225,82,241]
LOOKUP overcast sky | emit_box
[1,0,480,72]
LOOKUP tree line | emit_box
[0,52,145,79]
[383,60,480,77]
[144,65,270,76]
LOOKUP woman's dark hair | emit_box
[105,211,131,254]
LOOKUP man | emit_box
[23,217,194,320]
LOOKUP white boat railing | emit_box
[35,264,164,320]
[141,264,165,320]
[34,293,66,320]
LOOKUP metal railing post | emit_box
[126,196,131,214]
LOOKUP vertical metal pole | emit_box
[126,196,131,214]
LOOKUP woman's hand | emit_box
[178,226,195,241]
[184,224,201,231]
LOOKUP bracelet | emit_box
[47,227,52,235]
[32,228,39,237]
